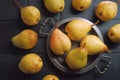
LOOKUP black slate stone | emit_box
[0,0,28,20]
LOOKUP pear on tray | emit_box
[65,19,91,41]
[80,35,110,55]
[65,47,88,70]
[50,28,71,55]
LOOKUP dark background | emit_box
[0,0,120,80]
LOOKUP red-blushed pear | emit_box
[50,28,71,55]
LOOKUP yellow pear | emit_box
[65,19,91,41]
[14,0,41,26]
[50,28,71,55]
[80,35,109,55]
[20,6,41,26]
[44,0,65,13]
[108,24,120,43]
[95,1,117,21]
[42,74,59,80]
[12,29,38,49]
[72,0,92,11]
[18,53,43,74]
[65,47,88,70]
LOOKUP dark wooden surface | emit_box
[0,0,120,80]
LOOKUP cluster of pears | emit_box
[50,19,109,70]
[72,0,118,21]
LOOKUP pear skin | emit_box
[12,29,38,49]
[80,35,109,55]
[66,47,88,70]
[18,53,43,74]
[72,0,92,11]
[65,19,91,41]
[108,24,120,43]
[21,6,41,26]
[44,0,65,13]
[95,1,117,21]
[42,74,59,80]
[50,28,71,55]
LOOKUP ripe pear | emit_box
[66,47,88,70]
[65,19,91,41]
[18,53,43,74]
[80,35,109,55]
[20,6,41,26]
[108,24,120,43]
[12,29,38,49]
[43,0,65,13]
[14,0,41,26]
[72,0,92,11]
[42,74,59,80]
[95,1,118,21]
[50,28,71,55]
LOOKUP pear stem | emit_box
[91,20,100,27]
[14,0,22,9]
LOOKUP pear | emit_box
[43,0,65,13]
[42,74,59,80]
[95,1,118,21]
[65,47,88,70]
[50,28,71,55]
[80,35,109,55]
[18,53,43,74]
[20,6,41,26]
[108,24,120,43]
[65,19,91,41]
[72,0,92,11]
[14,0,41,26]
[12,29,38,49]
